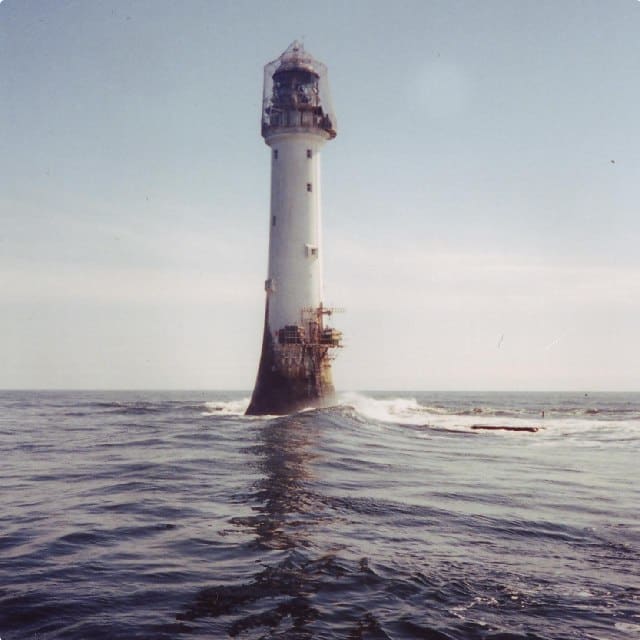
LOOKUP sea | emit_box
[1,390,638,640]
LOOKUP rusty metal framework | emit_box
[271,304,343,397]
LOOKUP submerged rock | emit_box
[471,424,540,433]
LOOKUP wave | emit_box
[334,393,640,442]
[336,392,505,431]
[202,398,250,416]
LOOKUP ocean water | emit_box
[1,390,638,640]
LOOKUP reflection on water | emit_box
[231,414,321,550]
[177,413,337,637]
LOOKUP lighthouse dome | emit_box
[262,41,337,140]
[274,41,319,75]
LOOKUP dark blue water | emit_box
[1,390,639,639]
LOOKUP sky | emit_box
[1,0,639,391]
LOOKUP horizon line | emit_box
[1,388,639,394]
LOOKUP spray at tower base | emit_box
[246,42,342,416]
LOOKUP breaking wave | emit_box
[202,398,250,416]
[336,391,640,441]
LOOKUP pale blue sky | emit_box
[2,0,639,390]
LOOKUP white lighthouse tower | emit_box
[246,41,342,415]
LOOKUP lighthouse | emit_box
[246,41,342,416]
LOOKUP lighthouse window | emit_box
[273,149,278,160]
[272,215,276,227]
[306,149,312,159]
[306,183,312,192]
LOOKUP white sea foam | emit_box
[202,398,250,416]
[337,392,640,441]
[337,392,431,426]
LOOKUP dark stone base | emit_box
[246,313,335,416]
[246,367,335,416]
